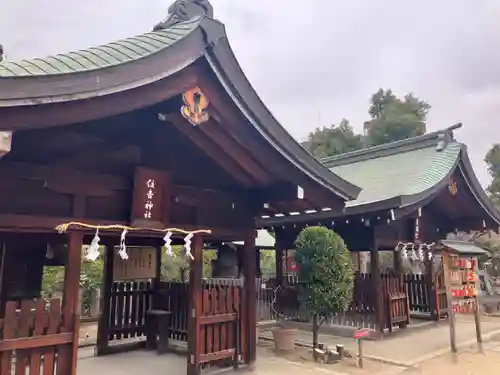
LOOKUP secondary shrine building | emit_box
[260,124,500,333]
[0,1,361,375]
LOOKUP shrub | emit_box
[294,226,354,347]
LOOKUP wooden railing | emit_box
[0,298,76,375]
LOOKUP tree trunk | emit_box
[312,314,319,349]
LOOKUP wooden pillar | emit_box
[153,245,163,306]
[155,245,162,283]
[425,253,436,319]
[96,241,115,355]
[0,241,6,318]
[256,247,261,278]
[57,231,83,375]
[187,235,204,375]
[243,231,257,368]
[419,215,436,320]
[370,233,384,333]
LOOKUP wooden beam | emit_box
[0,213,248,240]
[52,129,139,167]
[165,113,255,186]
[197,119,271,184]
[0,161,250,206]
[250,182,301,204]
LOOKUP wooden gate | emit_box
[196,281,242,369]
[382,274,410,331]
[404,273,447,320]
[161,281,189,342]
[98,280,153,354]
[0,298,77,375]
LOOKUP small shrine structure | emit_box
[260,124,500,333]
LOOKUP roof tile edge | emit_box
[322,123,463,168]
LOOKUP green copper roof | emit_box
[323,137,462,208]
[0,18,200,77]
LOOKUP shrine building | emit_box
[0,1,360,374]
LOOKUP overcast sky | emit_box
[1,0,499,186]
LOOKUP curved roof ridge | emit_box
[0,17,202,77]
[322,123,463,168]
[459,144,500,225]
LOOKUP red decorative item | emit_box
[354,329,370,339]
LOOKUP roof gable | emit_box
[329,142,461,207]
[323,125,463,208]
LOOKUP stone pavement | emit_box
[76,346,403,375]
[260,315,500,366]
[78,315,500,370]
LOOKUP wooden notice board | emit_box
[448,255,478,314]
[113,247,157,280]
[443,251,483,353]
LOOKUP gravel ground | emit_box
[403,343,500,375]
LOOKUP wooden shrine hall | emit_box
[0,1,361,374]
[260,124,500,333]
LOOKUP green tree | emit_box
[302,89,431,158]
[367,89,430,146]
[294,226,354,350]
[80,257,104,315]
[485,144,500,207]
[161,245,190,281]
[42,266,63,300]
[304,119,364,158]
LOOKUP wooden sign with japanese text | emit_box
[130,167,171,228]
[113,247,157,280]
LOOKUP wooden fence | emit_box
[0,298,77,375]
[107,281,153,341]
[101,278,245,365]
[257,272,410,331]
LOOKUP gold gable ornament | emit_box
[181,86,210,126]
[448,179,458,196]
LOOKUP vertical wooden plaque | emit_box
[130,167,171,228]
